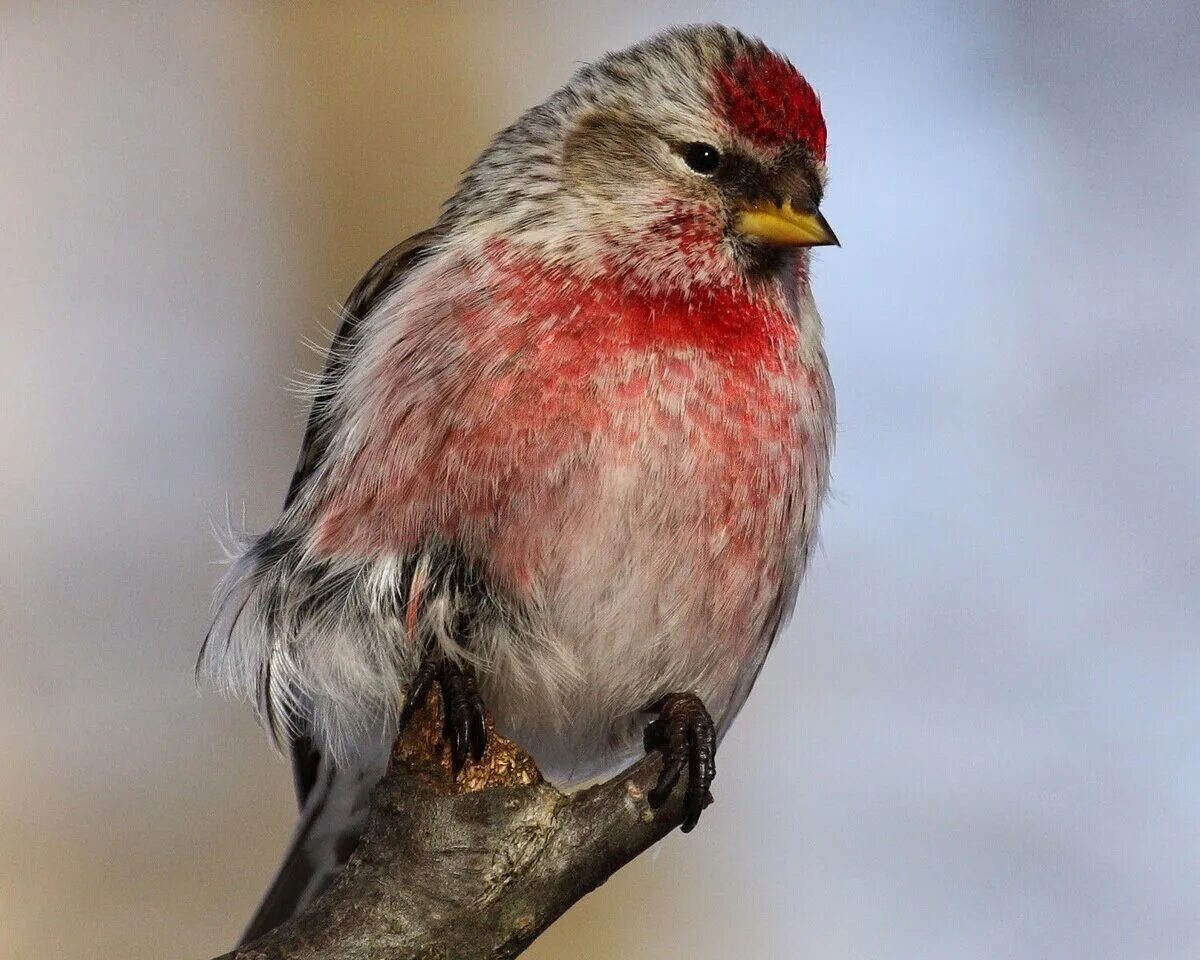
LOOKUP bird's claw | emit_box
[398,652,488,772]
[643,692,716,832]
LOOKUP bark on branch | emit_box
[214,691,697,960]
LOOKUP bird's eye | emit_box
[679,142,722,175]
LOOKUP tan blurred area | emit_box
[2,2,1198,959]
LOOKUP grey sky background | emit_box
[1,3,1196,958]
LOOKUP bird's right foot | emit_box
[398,650,488,772]
[643,692,717,832]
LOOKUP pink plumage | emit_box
[312,240,821,610]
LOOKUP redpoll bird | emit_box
[203,24,837,942]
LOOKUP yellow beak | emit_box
[735,199,839,248]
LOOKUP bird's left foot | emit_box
[643,692,716,832]
[398,651,488,773]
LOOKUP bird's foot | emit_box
[643,692,716,832]
[398,651,487,772]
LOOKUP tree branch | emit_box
[215,690,696,959]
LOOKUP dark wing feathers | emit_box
[284,229,440,509]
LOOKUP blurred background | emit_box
[2,2,1197,958]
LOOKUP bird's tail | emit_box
[238,750,388,945]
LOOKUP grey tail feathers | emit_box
[237,750,389,945]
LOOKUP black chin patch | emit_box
[732,235,796,279]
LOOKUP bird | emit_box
[201,23,837,944]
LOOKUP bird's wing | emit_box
[284,228,441,510]
[282,228,440,808]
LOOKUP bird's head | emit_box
[444,25,836,294]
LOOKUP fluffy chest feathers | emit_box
[310,250,832,610]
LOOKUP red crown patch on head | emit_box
[715,51,826,161]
